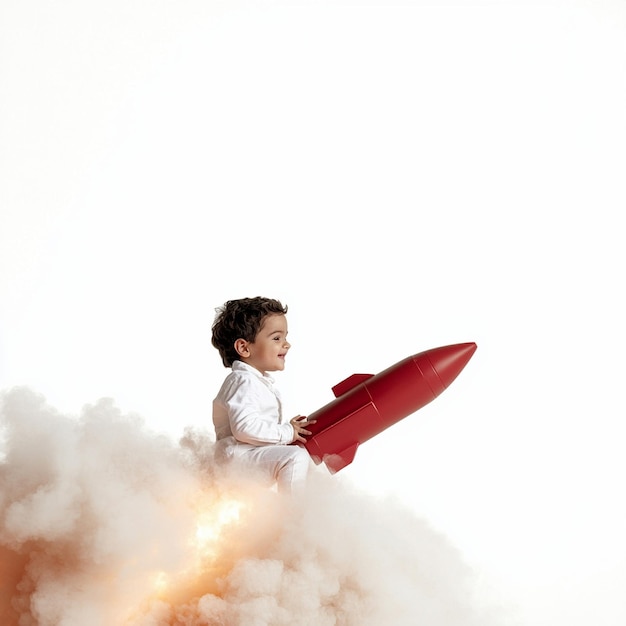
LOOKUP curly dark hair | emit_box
[211,297,288,367]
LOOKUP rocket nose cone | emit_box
[457,342,477,360]
[426,342,477,389]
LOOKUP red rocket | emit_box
[299,342,477,473]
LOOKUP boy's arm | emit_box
[222,377,295,445]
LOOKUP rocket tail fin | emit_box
[323,442,359,474]
[332,374,374,397]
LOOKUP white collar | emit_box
[231,359,275,383]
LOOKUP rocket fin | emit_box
[323,442,359,474]
[332,374,373,397]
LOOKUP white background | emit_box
[2,1,625,624]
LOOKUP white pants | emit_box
[218,437,311,495]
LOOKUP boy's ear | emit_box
[234,338,251,358]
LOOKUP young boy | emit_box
[211,297,315,494]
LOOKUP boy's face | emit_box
[238,314,291,373]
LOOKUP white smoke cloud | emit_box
[0,387,497,625]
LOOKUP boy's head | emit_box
[211,297,289,368]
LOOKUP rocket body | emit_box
[300,342,477,473]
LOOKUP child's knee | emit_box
[290,445,311,468]
[276,448,310,494]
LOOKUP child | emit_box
[211,297,315,494]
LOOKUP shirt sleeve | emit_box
[220,374,295,446]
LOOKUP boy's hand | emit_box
[290,415,317,443]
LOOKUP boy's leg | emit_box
[243,444,311,494]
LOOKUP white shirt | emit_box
[213,360,295,446]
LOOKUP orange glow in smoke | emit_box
[149,494,247,600]
[194,498,244,552]
[1,491,254,625]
